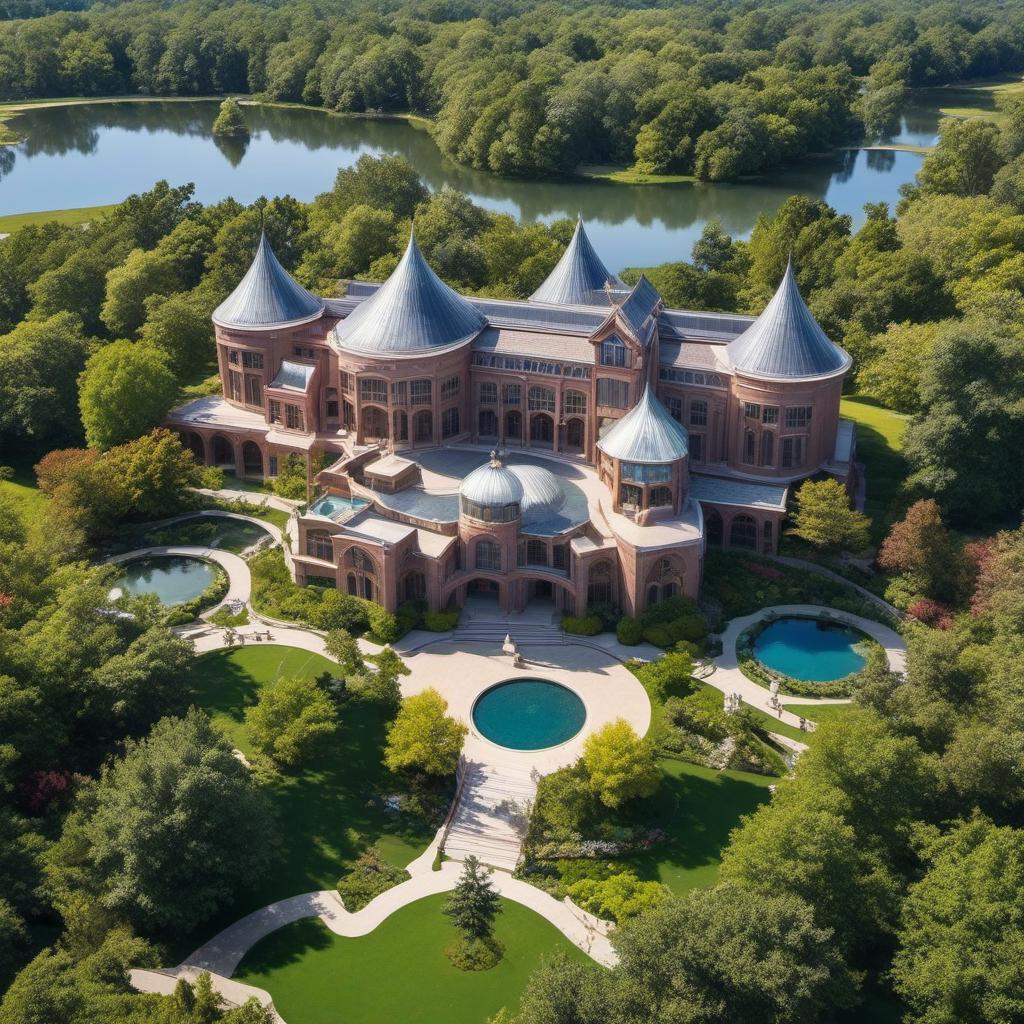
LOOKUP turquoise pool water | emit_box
[754,616,869,682]
[309,495,369,520]
[112,556,216,605]
[472,680,586,750]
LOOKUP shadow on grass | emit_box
[241,917,334,973]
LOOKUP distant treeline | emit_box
[0,0,1023,180]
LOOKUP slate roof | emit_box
[213,232,324,330]
[689,474,788,511]
[726,260,851,380]
[529,216,625,306]
[617,274,662,343]
[330,232,486,355]
[269,360,316,392]
[597,386,690,464]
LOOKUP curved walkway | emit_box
[147,508,284,547]
[105,545,250,617]
[703,604,907,733]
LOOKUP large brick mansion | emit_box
[169,219,856,617]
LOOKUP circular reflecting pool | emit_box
[111,556,216,605]
[472,679,586,750]
[754,616,869,682]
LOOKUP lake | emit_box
[0,99,929,270]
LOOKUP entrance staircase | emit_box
[443,760,537,872]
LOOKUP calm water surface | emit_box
[112,555,216,605]
[754,616,869,683]
[1,100,929,270]
[473,679,586,750]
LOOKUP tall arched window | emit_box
[526,539,547,566]
[729,515,758,549]
[479,409,498,437]
[761,431,774,467]
[587,560,613,605]
[743,429,756,465]
[705,508,723,546]
[528,386,555,412]
[362,406,388,440]
[306,530,334,561]
[393,409,408,442]
[563,390,587,415]
[475,540,502,572]
[348,548,376,572]
[414,410,433,443]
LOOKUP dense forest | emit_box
[1,0,1024,178]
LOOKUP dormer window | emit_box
[600,336,628,368]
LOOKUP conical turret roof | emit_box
[213,231,324,330]
[597,385,689,464]
[530,216,625,306]
[726,260,851,380]
[331,231,485,355]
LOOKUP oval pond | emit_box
[472,679,586,750]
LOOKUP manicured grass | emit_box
[739,702,808,743]
[622,758,774,894]
[578,163,698,185]
[189,647,438,909]
[931,76,1024,124]
[0,460,49,540]
[236,894,591,1024]
[783,702,854,727]
[0,205,116,233]
[221,471,277,495]
[840,395,909,527]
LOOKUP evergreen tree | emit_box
[444,855,501,944]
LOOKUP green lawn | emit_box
[236,894,590,1024]
[783,702,854,727]
[621,758,774,894]
[738,702,808,743]
[0,205,117,232]
[0,460,49,540]
[929,75,1024,125]
[840,395,909,527]
[189,647,438,910]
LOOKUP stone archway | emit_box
[180,430,205,462]
[362,406,388,442]
[242,441,263,477]
[530,413,554,445]
[212,435,235,466]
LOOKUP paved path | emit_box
[702,603,907,734]
[197,486,301,515]
[147,509,284,548]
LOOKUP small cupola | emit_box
[459,451,524,523]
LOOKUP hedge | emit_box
[562,614,602,636]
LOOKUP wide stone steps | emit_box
[454,617,566,645]
[443,761,538,873]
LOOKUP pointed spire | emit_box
[726,260,851,380]
[331,229,485,355]
[597,385,690,464]
[212,231,323,330]
[530,216,625,306]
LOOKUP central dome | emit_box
[331,231,485,356]
[508,464,565,515]
[460,453,524,521]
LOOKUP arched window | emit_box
[763,519,774,554]
[479,409,498,437]
[587,560,613,605]
[404,572,426,601]
[441,407,460,439]
[649,485,673,508]
[563,390,587,415]
[705,508,723,546]
[414,410,433,443]
[600,335,627,368]
[475,540,502,572]
[530,413,554,444]
[743,429,756,465]
[347,573,357,596]
[362,406,388,440]
[242,441,263,476]
[348,547,376,573]
[565,419,584,451]
[526,539,547,566]
[528,386,555,412]
[306,530,334,561]
[761,431,774,467]
[647,584,659,606]
[410,379,432,406]
[359,378,387,403]
[729,515,758,549]
[362,577,374,600]
[505,410,522,439]
[393,410,408,442]
[212,435,234,465]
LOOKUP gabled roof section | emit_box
[597,385,690,464]
[616,274,662,345]
[213,232,324,331]
[726,259,851,380]
[330,231,485,356]
[529,216,626,306]
[269,360,316,392]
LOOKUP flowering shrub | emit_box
[907,599,954,629]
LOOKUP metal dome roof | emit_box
[597,385,689,464]
[213,232,324,330]
[529,216,625,306]
[460,453,524,509]
[331,231,486,356]
[508,464,565,514]
[726,260,851,380]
